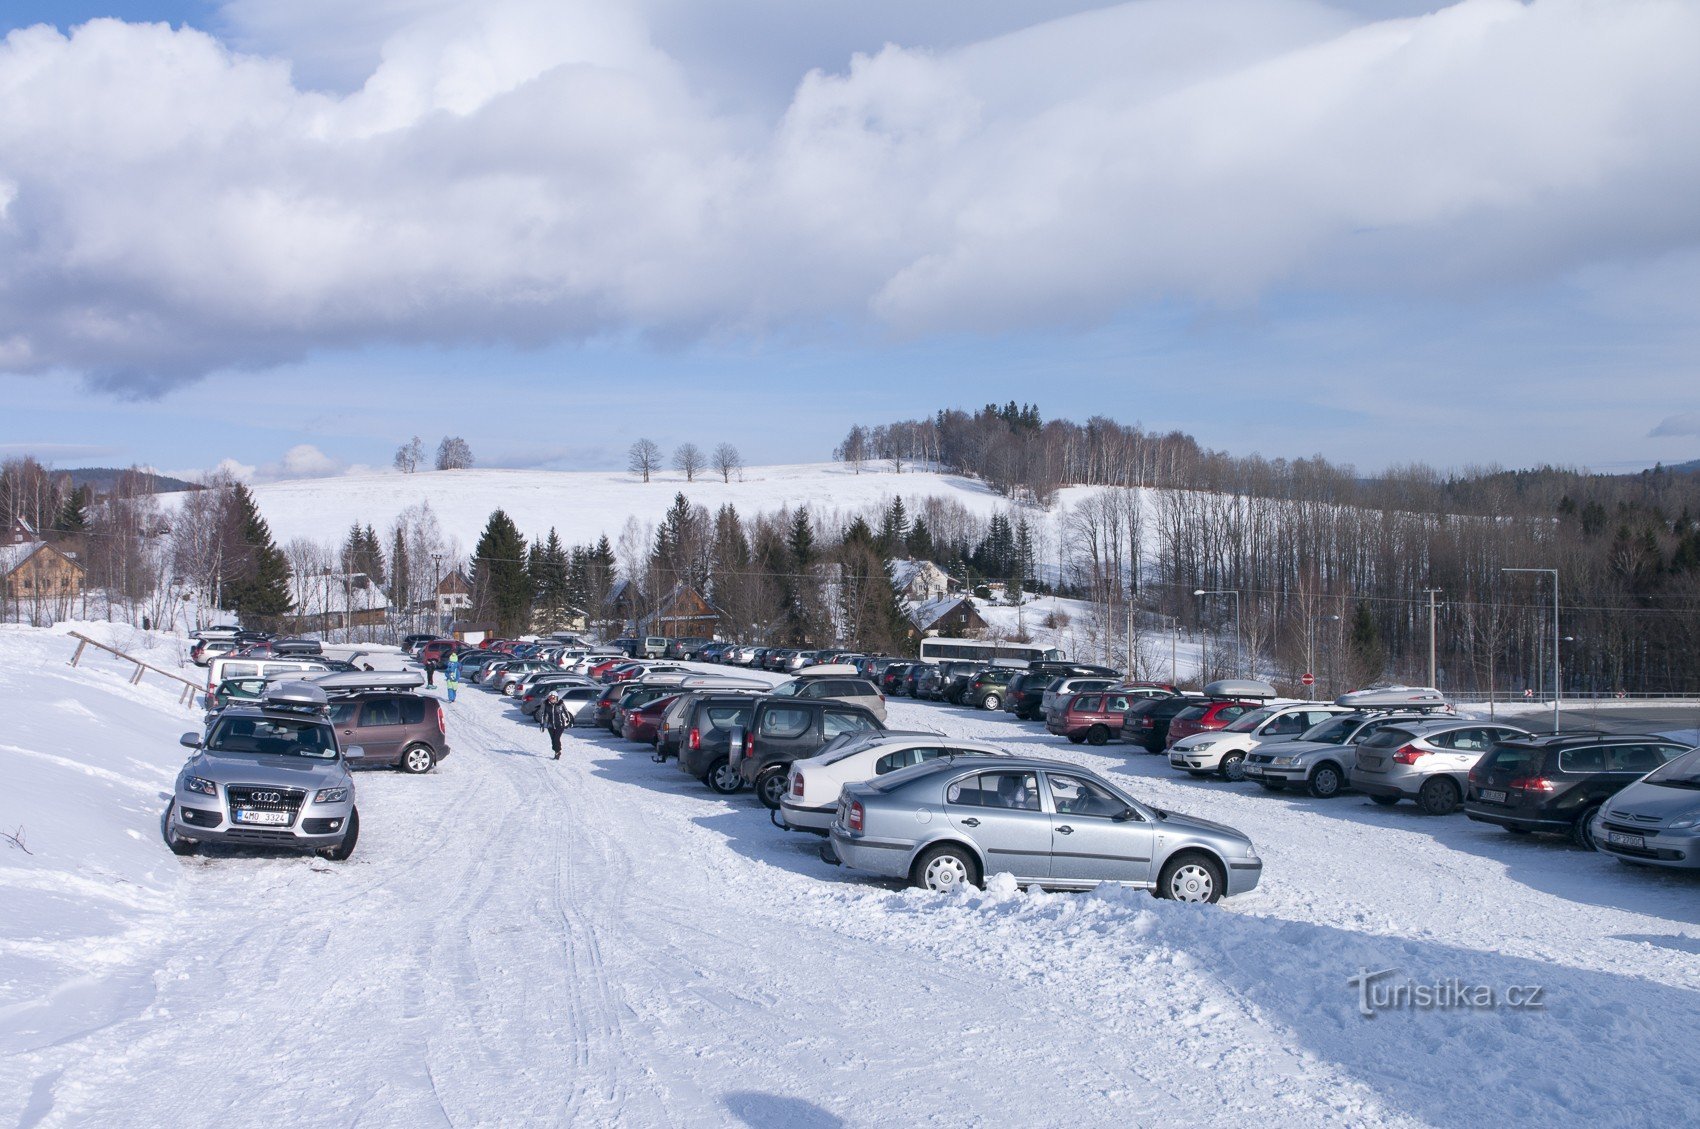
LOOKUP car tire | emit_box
[981,694,1002,711]
[1218,752,1246,781]
[162,801,198,856]
[1067,733,1086,745]
[756,767,790,810]
[399,744,435,775]
[1157,852,1224,904]
[1416,777,1461,816]
[321,808,359,861]
[1571,806,1601,850]
[1308,763,1344,798]
[912,844,980,893]
[1086,725,1110,747]
[1368,795,1401,807]
[1259,780,1287,792]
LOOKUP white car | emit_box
[1167,703,1349,781]
[781,734,1009,832]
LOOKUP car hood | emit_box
[1148,807,1250,842]
[185,751,349,787]
[1604,782,1700,823]
[1174,731,1256,750]
[1257,738,1344,758]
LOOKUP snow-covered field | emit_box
[4,622,1699,1127]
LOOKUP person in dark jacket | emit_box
[539,691,572,759]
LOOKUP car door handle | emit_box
[1056,825,1074,835]
[960,817,980,827]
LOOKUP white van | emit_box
[206,655,331,701]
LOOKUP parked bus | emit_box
[915,639,1065,667]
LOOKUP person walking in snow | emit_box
[540,690,572,759]
[445,651,461,703]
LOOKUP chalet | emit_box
[635,583,723,638]
[604,578,642,629]
[435,570,473,618]
[907,594,988,639]
[3,516,40,546]
[285,571,392,633]
[889,558,957,604]
[531,604,590,634]
[1,538,85,602]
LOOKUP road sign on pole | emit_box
[1300,673,1315,687]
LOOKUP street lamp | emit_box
[1502,567,1560,733]
[1193,588,1241,678]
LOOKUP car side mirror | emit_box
[345,745,366,759]
[179,731,203,749]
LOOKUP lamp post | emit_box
[1193,588,1241,678]
[1309,611,1341,698]
[432,553,444,635]
[1502,567,1559,733]
[1420,587,1442,689]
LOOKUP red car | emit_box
[1164,699,1262,748]
[1047,690,1169,745]
[622,695,681,744]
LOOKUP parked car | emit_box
[522,683,600,720]
[782,734,1009,832]
[189,636,240,666]
[910,664,943,700]
[325,685,450,774]
[768,674,888,723]
[1040,676,1119,722]
[1163,699,1262,749]
[207,675,272,713]
[664,636,712,660]
[1167,703,1349,781]
[163,681,361,860]
[622,695,682,744]
[933,661,985,703]
[1349,720,1532,814]
[1047,689,1167,745]
[959,667,1018,710]
[1001,671,1054,719]
[609,683,686,735]
[828,755,1263,902]
[735,698,886,808]
[879,663,913,696]
[1242,710,1445,797]
[676,695,762,792]
[1466,734,1691,848]
[1121,695,1203,753]
[1590,744,1700,867]
[205,655,331,704]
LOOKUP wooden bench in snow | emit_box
[66,631,204,707]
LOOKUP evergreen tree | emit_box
[53,485,90,535]
[788,506,815,567]
[1011,516,1036,602]
[907,516,934,561]
[471,509,530,635]
[390,526,410,608]
[876,496,910,556]
[534,529,573,629]
[221,484,292,622]
[784,507,819,642]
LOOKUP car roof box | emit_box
[261,680,329,712]
[1335,685,1450,710]
[1202,678,1278,700]
[308,671,427,694]
[793,663,860,678]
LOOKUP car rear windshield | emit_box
[207,716,337,759]
[1173,706,1207,723]
[1643,747,1700,788]
[1477,745,1545,776]
[1360,727,1420,749]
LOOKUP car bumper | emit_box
[1592,820,1700,867]
[779,800,835,831]
[1243,764,1305,782]
[1224,858,1264,896]
[1170,750,1223,770]
[1348,773,1411,798]
[828,828,913,879]
[172,800,351,850]
[1463,804,1571,832]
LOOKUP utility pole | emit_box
[432,553,444,635]
[1421,587,1442,689]
[1502,568,1560,733]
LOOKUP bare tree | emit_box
[673,443,704,483]
[393,436,425,473]
[628,439,661,483]
[713,443,742,483]
[834,425,869,474]
[435,437,474,470]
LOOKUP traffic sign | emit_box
[1300,673,1315,687]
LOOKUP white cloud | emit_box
[1650,412,1700,438]
[0,0,1696,392]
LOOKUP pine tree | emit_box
[788,507,815,568]
[1011,516,1036,602]
[907,516,934,561]
[221,484,292,622]
[390,526,410,608]
[534,529,572,630]
[877,496,910,556]
[52,485,89,535]
[471,509,530,635]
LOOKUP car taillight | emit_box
[743,731,755,758]
[1139,718,1154,728]
[792,773,805,797]
[1392,745,1427,765]
[689,728,700,751]
[848,800,864,832]
[435,702,446,734]
[1507,776,1557,792]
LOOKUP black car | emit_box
[677,694,763,792]
[735,697,885,808]
[960,667,1017,710]
[931,660,982,703]
[1465,734,1691,848]
[879,663,912,696]
[1002,671,1054,719]
[1121,696,1205,753]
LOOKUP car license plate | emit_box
[1480,789,1507,804]
[1606,831,1644,849]
[236,809,289,825]
[1244,765,1263,777]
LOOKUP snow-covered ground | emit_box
[4,622,1699,1126]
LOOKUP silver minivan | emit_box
[1592,746,1700,868]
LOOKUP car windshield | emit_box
[206,715,336,759]
[1225,706,1280,733]
[1301,716,1358,744]
[1643,747,1700,788]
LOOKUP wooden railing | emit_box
[66,631,203,707]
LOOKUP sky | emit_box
[2,0,1699,483]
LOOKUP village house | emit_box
[0,535,85,604]
[906,594,988,640]
[889,558,958,604]
[634,582,724,639]
[285,571,392,633]
[435,570,473,620]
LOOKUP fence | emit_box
[66,631,203,707]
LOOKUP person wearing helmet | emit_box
[540,689,572,759]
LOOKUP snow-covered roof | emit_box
[0,540,47,575]
[910,594,978,630]
[288,572,393,617]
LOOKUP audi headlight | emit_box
[314,786,350,804]
[183,776,217,796]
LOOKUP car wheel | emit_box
[981,693,1002,711]
[912,844,980,893]
[1259,780,1288,792]
[1368,795,1401,807]
[1308,763,1344,798]
[756,768,790,810]
[1067,733,1086,745]
[399,744,435,775]
[1218,752,1246,781]
[1416,777,1461,816]
[162,801,198,856]
[1571,806,1602,850]
[321,808,359,861]
[1158,853,1224,904]
[1086,725,1110,747]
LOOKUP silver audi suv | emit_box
[163,681,362,860]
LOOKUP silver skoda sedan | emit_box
[828,755,1262,903]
